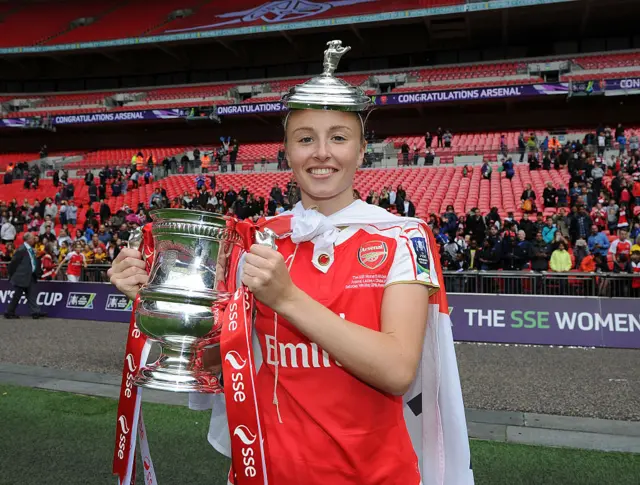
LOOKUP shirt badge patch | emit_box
[411,237,430,275]
[357,241,388,270]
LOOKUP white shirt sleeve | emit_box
[385,221,440,294]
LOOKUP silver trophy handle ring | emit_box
[255,228,278,251]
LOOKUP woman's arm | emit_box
[278,283,430,395]
[242,245,431,396]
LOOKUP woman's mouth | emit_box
[307,167,338,178]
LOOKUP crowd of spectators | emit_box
[1,125,639,291]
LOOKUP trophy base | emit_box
[134,342,222,393]
[135,368,221,393]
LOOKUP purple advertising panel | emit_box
[216,102,287,116]
[51,108,183,126]
[371,83,568,106]
[448,294,640,349]
[0,281,131,323]
[216,84,569,116]
[0,118,30,128]
[0,280,638,349]
[605,77,640,91]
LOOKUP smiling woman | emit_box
[207,40,472,485]
[284,110,366,213]
[108,39,472,485]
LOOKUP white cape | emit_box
[189,200,474,485]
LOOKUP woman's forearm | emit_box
[275,288,419,395]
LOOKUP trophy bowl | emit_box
[134,208,242,393]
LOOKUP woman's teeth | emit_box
[308,168,336,175]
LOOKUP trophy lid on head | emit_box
[281,40,372,112]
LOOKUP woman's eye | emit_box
[299,137,313,143]
[332,135,346,142]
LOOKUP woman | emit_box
[107,42,471,485]
[550,241,572,272]
[521,183,536,213]
[40,243,57,281]
[58,241,87,282]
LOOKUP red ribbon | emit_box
[113,223,155,485]
[113,218,280,485]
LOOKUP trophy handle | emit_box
[127,227,142,251]
[255,228,278,250]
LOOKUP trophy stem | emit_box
[134,339,220,393]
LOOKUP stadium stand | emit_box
[0,1,114,47]
[65,147,193,169]
[3,49,640,118]
[42,0,202,45]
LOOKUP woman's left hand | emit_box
[241,244,297,312]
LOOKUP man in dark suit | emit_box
[5,233,46,319]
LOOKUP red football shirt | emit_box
[253,220,439,485]
[65,251,86,277]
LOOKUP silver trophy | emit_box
[132,209,243,393]
[281,39,371,111]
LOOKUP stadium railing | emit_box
[0,263,635,298]
[442,271,636,298]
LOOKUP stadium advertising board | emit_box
[449,294,640,349]
[216,83,569,116]
[0,118,30,128]
[2,78,636,128]
[51,108,184,125]
[0,281,637,349]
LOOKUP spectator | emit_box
[609,228,632,266]
[531,232,550,271]
[579,252,596,272]
[606,199,619,234]
[556,185,568,207]
[518,131,526,163]
[397,197,415,217]
[425,132,433,149]
[574,237,589,268]
[512,230,533,269]
[443,130,452,148]
[519,213,536,241]
[501,157,514,179]
[398,141,410,165]
[1,218,16,244]
[543,182,557,208]
[550,241,572,272]
[466,208,486,245]
[521,183,536,213]
[570,205,592,243]
[587,225,610,258]
[66,201,78,226]
[542,218,557,244]
[481,160,492,180]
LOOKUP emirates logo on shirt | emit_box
[357,240,388,270]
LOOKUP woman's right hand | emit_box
[107,248,148,301]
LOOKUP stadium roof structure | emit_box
[0,0,576,55]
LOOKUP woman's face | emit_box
[285,110,365,210]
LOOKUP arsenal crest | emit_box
[358,241,388,270]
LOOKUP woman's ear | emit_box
[357,140,367,168]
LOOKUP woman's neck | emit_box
[299,186,355,216]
